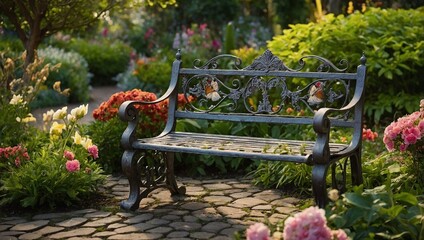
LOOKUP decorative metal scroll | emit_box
[136,150,167,188]
[182,50,352,114]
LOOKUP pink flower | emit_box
[66,159,80,172]
[246,223,271,240]
[63,150,75,160]
[88,145,99,159]
[15,157,21,167]
[199,23,208,32]
[331,229,348,240]
[283,206,332,240]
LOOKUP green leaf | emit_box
[394,192,418,205]
[345,192,373,210]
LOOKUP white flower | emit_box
[9,94,24,105]
[53,106,68,120]
[43,109,55,122]
[70,104,88,120]
[328,189,339,202]
[206,92,221,102]
[67,114,77,122]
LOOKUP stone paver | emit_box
[0,175,306,239]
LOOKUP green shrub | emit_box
[327,184,424,240]
[0,36,24,52]
[116,56,173,94]
[82,117,126,174]
[268,7,424,125]
[66,38,132,86]
[35,46,90,106]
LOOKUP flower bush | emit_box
[244,206,347,240]
[173,23,221,58]
[85,89,192,173]
[383,99,424,186]
[0,104,105,208]
[0,145,30,173]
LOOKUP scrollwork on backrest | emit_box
[181,50,354,116]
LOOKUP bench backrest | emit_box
[165,50,366,133]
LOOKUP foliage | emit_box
[223,22,236,54]
[0,0,116,67]
[82,117,126,173]
[231,47,262,67]
[0,35,24,53]
[57,38,132,86]
[172,23,221,58]
[268,7,424,125]
[326,184,424,240]
[170,0,240,32]
[0,105,105,209]
[116,56,173,93]
[32,46,90,107]
[0,52,62,147]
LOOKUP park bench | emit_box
[118,49,367,210]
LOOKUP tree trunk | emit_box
[23,14,43,83]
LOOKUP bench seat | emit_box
[133,132,348,163]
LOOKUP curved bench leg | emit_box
[164,152,186,195]
[120,150,142,211]
[312,164,329,208]
[350,150,363,186]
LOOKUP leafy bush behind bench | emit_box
[268,7,424,125]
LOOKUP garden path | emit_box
[0,175,305,239]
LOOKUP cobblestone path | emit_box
[0,175,306,239]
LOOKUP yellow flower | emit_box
[53,106,67,120]
[16,113,37,123]
[347,1,354,14]
[9,94,24,105]
[361,3,366,12]
[43,109,55,123]
[81,137,93,149]
[71,104,88,120]
[49,122,66,136]
[53,81,61,92]
[73,131,82,145]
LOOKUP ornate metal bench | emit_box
[118,49,367,210]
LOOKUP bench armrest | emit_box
[312,93,365,164]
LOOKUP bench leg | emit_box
[350,150,363,186]
[164,152,186,195]
[312,164,329,208]
[120,150,142,211]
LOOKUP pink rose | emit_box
[63,150,75,160]
[88,145,99,159]
[66,159,80,172]
[246,223,271,240]
[283,206,332,240]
